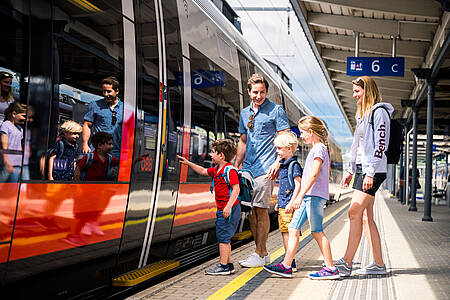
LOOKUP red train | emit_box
[0,0,342,298]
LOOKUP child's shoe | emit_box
[309,266,340,280]
[205,263,231,275]
[227,263,235,274]
[355,262,387,275]
[81,223,92,236]
[292,259,297,272]
[263,263,292,278]
[64,234,87,247]
[90,222,105,236]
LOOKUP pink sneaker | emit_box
[64,234,87,247]
[81,223,92,236]
[90,222,104,236]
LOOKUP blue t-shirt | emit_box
[238,99,289,178]
[84,98,123,158]
[277,156,303,208]
[50,138,78,181]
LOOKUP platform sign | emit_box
[346,57,404,77]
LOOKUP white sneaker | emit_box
[239,252,256,264]
[239,253,265,267]
[264,254,270,264]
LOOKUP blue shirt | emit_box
[238,99,289,178]
[277,156,303,208]
[84,98,123,158]
[50,138,78,181]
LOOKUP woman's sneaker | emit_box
[334,257,352,277]
[309,266,340,280]
[355,262,387,275]
[205,263,231,275]
[263,263,292,278]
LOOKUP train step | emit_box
[232,230,252,240]
[112,260,180,287]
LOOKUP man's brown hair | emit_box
[247,73,269,91]
[212,139,237,162]
[102,76,120,91]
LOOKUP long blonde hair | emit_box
[352,76,382,120]
[298,116,329,154]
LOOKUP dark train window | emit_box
[0,1,30,182]
[48,0,124,182]
[238,50,256,108]
[188,46,240,182]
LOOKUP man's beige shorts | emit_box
[252,175,275,209]
[278,208,294,233]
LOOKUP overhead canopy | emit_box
[290,0,450,149]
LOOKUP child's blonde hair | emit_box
[274,131,298,154]
[298,116,329,153]
[60,120,82,133]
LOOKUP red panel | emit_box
[0,183,19,263]
[9,183,128,261]
[173,183,216,227]
[118,105,135,182]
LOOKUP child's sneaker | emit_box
[64,234,87,247]
[355,262,387,275]
[227,263,235,274]
[309,266,340,280]
[205,263,231,275]
[263,263,292,278]
[292,259,297,272]
[334,257,352,277]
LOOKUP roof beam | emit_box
[335,84,410,98]
[308,13,437,42]
[300,0,442,20]
[331,73,413,91]
[316,32,429,59]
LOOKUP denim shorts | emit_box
[216,204,241,243]
[289,195,326,233]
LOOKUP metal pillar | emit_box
[399,139,405,203]
[355,31,360,57]
[404,128,413,205]
[423,79,437,222]
[409,106,419,211]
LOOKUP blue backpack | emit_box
[210,166,255,212]
[285,160,302,196]
[80,152,112,180]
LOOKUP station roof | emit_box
[290,0,450,156]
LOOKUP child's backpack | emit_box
[370,106,404,164]
[285,160,302,196]
[80,152,113,180]
[41,140,65,179]
[210,166,255,212]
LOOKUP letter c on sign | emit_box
[392,64,398,73]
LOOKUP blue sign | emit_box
[174,69,226,89]
[346,57,404,77]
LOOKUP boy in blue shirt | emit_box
[178,139,241,275]
[272,132,302,272]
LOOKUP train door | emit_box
[116,0,183,271]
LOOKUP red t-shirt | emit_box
[207,163,239,210]
[78,151,119,181]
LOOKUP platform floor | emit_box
[127,190,450,300]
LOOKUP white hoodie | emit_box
[348,102,395,177]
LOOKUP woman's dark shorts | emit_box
[353,164,387,196]
[216,204,241,244]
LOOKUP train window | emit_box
[188,46,240,181]
[237,51,255,108]
[47,0,124,182]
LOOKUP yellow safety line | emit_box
[207,201,351,300]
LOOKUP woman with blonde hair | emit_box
[336,76,394,276]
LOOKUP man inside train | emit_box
[81,76,123,159]
[235,73,290,268]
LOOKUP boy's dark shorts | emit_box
[353,165,387,196]
[216,204,241,244]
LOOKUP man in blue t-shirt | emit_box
[234,74,290,268]
[81,76,123,159]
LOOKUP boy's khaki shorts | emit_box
[278,208,294,233]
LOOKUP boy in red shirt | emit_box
[178,139,241,275]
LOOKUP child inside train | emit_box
[264,116,339,279]
[47,120,82,181]
[177,139,241,275]
[273,132,303,272]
